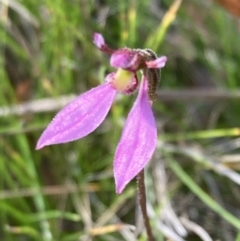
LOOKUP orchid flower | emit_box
[36,33,167,194]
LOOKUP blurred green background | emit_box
[1,0,240,240]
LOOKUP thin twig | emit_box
[2,89,240,117]
[0,183,100,200]
[137,170,155,241]
[180,217,212,241]
[156,89,240,102]
[0,94,77,117]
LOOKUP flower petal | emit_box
[114,78,157,194]
[110,49,142,71]
[145,56,167,69]
[36,83,116,149]
[93,33,115,54]
[93,33,105,48]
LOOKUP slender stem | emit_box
[137,170,155,241]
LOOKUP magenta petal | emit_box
[146,56,167,69]
[110,49,139,70]
[93,33,105,48]
[36,83,116,149]
[93,33,115,54]
[114,78,157,194]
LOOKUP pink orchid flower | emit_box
[36,33,167,194]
